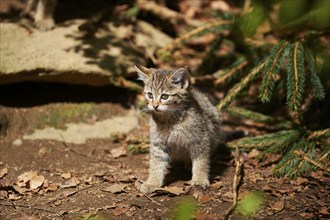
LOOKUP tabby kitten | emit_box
[22,0,57,31]
[136,65,221,193]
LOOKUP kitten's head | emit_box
[135,65,191,114]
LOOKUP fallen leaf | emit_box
[197,194,213,204]
[223,191,234,199]
[110,147,127,158]
[38,147,48,157]
[61,172,72,179]
[0,190,8,199]
[61,177,80,188]
[210,181,222,189]
[8,193,22,200]
[296,177,308,185]
[45,183,58,192]
[248,149,260,158]
[112,203,129,216]
[0,167,8,179]
[319,207,330,215]
[153,186,184,196]
[17,171,38,187]
[103,183,126,194]
[270,200,285,211]
[30,174,45,190]
[13,185,29,194]
[54,200,62,206]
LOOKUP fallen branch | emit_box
[134,186,161,206]
[0,202,61,216]
[223,145,244,219]
[294,150,330,173]
[159,19,232,54]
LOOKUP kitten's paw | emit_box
[140,183,159,194]
[35,19,55,31]
[191,179,210,189]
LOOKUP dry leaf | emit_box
[103,184,126,194]
[61,172,72,179]
[110,147,127,158]
[61,177,80,188]
[112,203,129,216]
[45,183,58,192]
[210,181,222,189]
[38,147,48,157]
[197,194,213,204]
[223,191,234,199]
[319,207,330,215]
[248,149,260,159]
[0,190,8,199]
[296,177,308,185]
[153,186,184,196]
[270,200,285,211]
[8,193,22,200]
[30,174,45,190]
[0,167,8,179]
[17,171,38,187]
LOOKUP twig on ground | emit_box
[46,185,95,205]
[0,202,61,216]
[223,145,244,219]
[134,186,161,206]
[294,150,330,173]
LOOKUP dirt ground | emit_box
[0,83,329,220]
[1,1,329,219]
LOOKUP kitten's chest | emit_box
[152,121,196,148]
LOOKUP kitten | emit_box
[135,65,221,193]
[22,0,57,31]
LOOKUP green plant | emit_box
[158,0,330,177]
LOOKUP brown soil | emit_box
[0,83,329,220]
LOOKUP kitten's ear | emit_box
[135,65,152,84]
[170,68,190,89]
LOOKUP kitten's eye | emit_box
[147,92,153,99]
[161,94,169,100]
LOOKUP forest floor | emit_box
[1,0,329,219]
[0,83,329,220]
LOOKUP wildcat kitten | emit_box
[135,65,221,193]
[22,0,57,31]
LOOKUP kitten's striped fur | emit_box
[136,65,221,193]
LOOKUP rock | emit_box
[0,19,153,86]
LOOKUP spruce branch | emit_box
[215,60,248,85]
[218,60,267,110]
[158,19,232,54]
[305,48,326,100]
[294,150,330,173]
[308,128,330,140]
[226,107,293,130]
[259,41,289,102]
[286,42,305,112]
[227,130,300,150]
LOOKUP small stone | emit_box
[12,139,23,146]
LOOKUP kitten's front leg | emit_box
[141,146,169,194]
[34,0,57,31]
[191,156,210,188]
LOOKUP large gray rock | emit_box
[0,19,172,86]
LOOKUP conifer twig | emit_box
[215,60,248,85]
[158,19,232,54]
[224,146,244,219]
[218,60,267,110]
[294,150,330,173]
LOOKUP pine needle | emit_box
[158,19,232,54]
[217,60,267,110]
[294,150,330,173]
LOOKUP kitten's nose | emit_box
[153,105,159,110]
